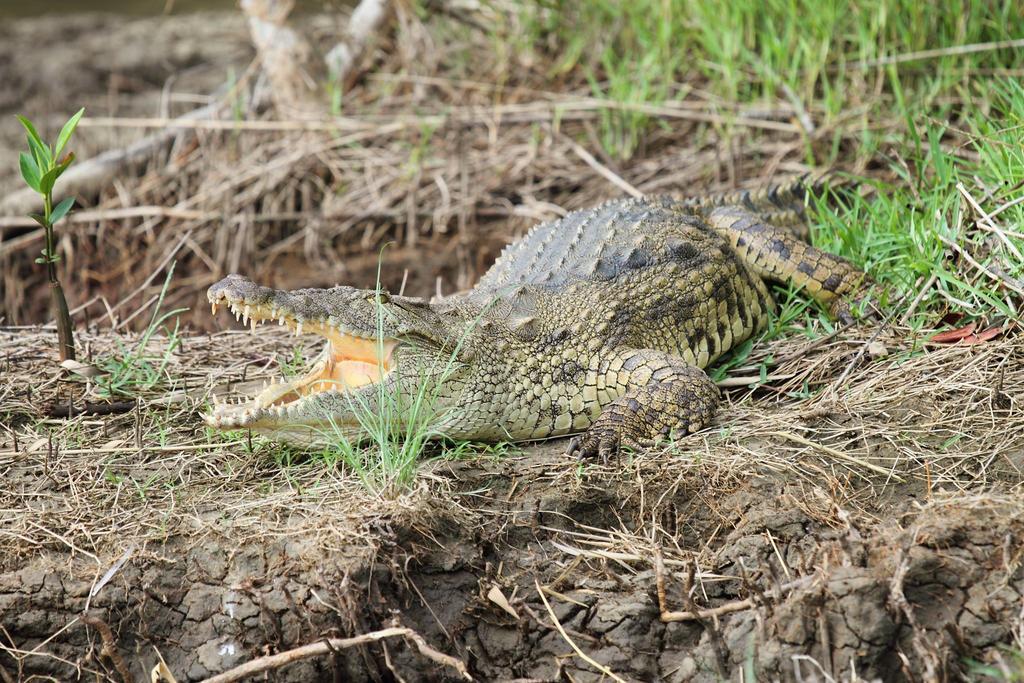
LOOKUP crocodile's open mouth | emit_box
[205,293,398,426]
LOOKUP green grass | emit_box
[517,0,1024,159]
[711,77,1024,383]
[812,79,1024,327]
[308,262,483,497]
[94,265,187,398]
[705,79,1024,388]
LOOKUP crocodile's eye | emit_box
[393,297,429,312]
[365,289,391,304]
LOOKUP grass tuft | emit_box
[811,79,1024,328]
[311,260,473,496]
[94,265,187,398]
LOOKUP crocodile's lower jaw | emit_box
[203,298,398,432]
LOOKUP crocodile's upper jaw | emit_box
[204,286,399,433]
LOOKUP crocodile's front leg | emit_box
[568,349,719,461]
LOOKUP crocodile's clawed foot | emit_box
[830,300,856,328]
[567,432,614,465]
[567,427,645,465]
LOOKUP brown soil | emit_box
[4,446,1024,681]
[0,12,252,190]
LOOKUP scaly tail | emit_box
[681,173,859,241]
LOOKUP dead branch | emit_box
[654,547,816,623]
[399,627,473,681]
[680,560,730,679]
[240,0,320,117]
[46,401,136,418]
[199,627,471,683]
[241,0,391,117]
[326,0,391,88]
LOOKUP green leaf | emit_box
[27,134,51,171]
[28,213,48,228]
[55,108,84,158]
[35,256,46,264]
[38,166,61,195]
[55,151,75,175]
[19,152,40,192]
[16,114,44,149]
[50,197,75,224]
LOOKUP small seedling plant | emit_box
[17,107,84,362]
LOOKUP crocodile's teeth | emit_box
[295,322,303,336]
[250,316,258,332]
[211,302,218,316]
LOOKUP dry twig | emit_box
[200,627,470,683]
[534,579,625,682]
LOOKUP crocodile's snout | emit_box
[208,274,275,308]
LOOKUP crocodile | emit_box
[205,179,872,458]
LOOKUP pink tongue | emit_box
[328,332,391,365]
[336,360,382,388]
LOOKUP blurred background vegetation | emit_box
[1,0,1021,337]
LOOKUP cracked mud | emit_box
[3,443,1023,681]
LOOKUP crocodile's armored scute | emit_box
[205,179,871,456]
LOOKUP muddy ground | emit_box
[4,438,1024,681]
[0,12,252,193]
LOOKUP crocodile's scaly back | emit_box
[473,177,838,301]
[680,175,854,240]
[466,197,775,366]
[680,176,823,215]
[472,197,661,296]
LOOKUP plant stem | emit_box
[43,194,56,283]
[42,193,76,361]
[51,282,76,362]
